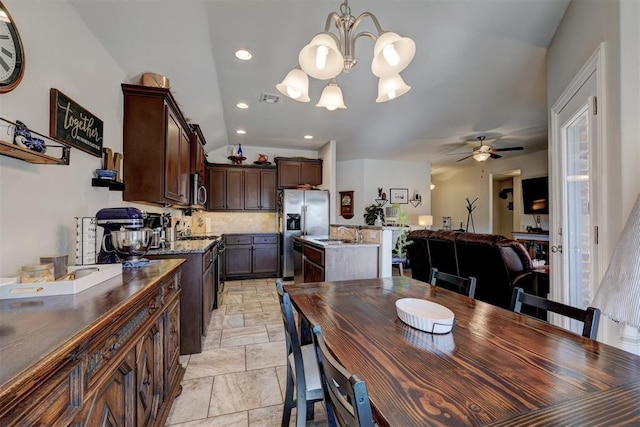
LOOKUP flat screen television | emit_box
[522,176,549,214]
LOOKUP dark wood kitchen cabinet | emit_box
[223,233,279,280]
[207,165,276,211]
[146,246,219,355]
[122,84,191,206]
[244,168,276,210]
[190,124,207,180]
[275,157,323,188]
[303,244,325,282]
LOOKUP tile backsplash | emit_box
[187,212,279,235]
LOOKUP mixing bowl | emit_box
[110,228,152,261]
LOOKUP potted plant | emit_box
[363,203,385,225]
[393,203,413,258]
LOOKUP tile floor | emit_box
[165,278,328,426]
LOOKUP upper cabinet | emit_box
[190,124,206,180]
[207,164,276,212]
[122,84,191,206]
[275,157,322,188]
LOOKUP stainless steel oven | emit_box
[191,173,207,208]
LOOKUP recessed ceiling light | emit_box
[304,135,313,140]
[236,129,246,135]
[235,49,253,60]
[237,102,249,109]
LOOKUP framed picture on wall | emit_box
[389,188,409,204]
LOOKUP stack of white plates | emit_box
[395,298,455,334]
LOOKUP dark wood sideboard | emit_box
[0,259,186,426]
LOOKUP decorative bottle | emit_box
[237,144,243,157]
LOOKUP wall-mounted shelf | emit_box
[0,117,71,165]
[92,178,125,191]
[375,199,388,206]
[409,199,422,207]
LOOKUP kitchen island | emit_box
[294,235,379,282]
[0,259,185,426]
[147,238,220,354]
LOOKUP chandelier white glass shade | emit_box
[376,74,411,103]
[316,79,346,111]
[277,0,416,110]
[276,67,310,102]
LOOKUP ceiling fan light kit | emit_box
[277,0,416,110]
[454,136,525,163]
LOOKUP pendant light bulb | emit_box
[287,86,302,99]
[383,44,400,66]
[316,45,329,70]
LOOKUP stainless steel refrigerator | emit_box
[281,189,330,279]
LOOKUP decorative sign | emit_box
[50,88,103,157]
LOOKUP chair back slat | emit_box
[312,325,374,427]
[429,267,477,298]
[511,287,601,339]
[276,279,325,427]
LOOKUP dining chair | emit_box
[510,287,601,339]
[275,279,324,427]
[429,267,477,298]
[312,325,375,427]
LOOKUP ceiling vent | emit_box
[259,93,280,104]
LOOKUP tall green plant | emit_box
[393,203,413,258]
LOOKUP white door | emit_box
[550,57,601,334]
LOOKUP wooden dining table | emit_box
[285,277,640,426]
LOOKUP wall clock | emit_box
[339,191,354,219]
[0,1,25,94]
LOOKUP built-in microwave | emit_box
[191,174,207,208]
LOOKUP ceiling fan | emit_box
[454,136,524,162]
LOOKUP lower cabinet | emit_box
[303,244,325,282]
[79,347,136,426]
[223,233,279,280]
[147,246,219,355]
[0,268,185,427]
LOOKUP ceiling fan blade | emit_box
[447,152,473,156]
[490,153,502,159]
[456,154,474,162]
[493,146,524,152]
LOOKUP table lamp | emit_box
[418,215,433,230]
[592,194,640,351]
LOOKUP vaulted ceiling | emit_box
[71,0,569,172]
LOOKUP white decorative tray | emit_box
[395,298,455,334]
[0,264,123,299]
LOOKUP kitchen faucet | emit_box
[338,226,363,243]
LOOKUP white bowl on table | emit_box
[395,298,455,334]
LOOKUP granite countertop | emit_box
[146,239,217,255]
[295,235,380,249]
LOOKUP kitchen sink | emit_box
[314,238,355,244]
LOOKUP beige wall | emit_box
[432,150,548,233]
[547,0,640,348]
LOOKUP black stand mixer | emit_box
[96,207,147,264]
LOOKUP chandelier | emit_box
[276,0,416,111]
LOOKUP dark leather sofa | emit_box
[406,230,536,309]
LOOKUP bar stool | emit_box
[392,253,406,276]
